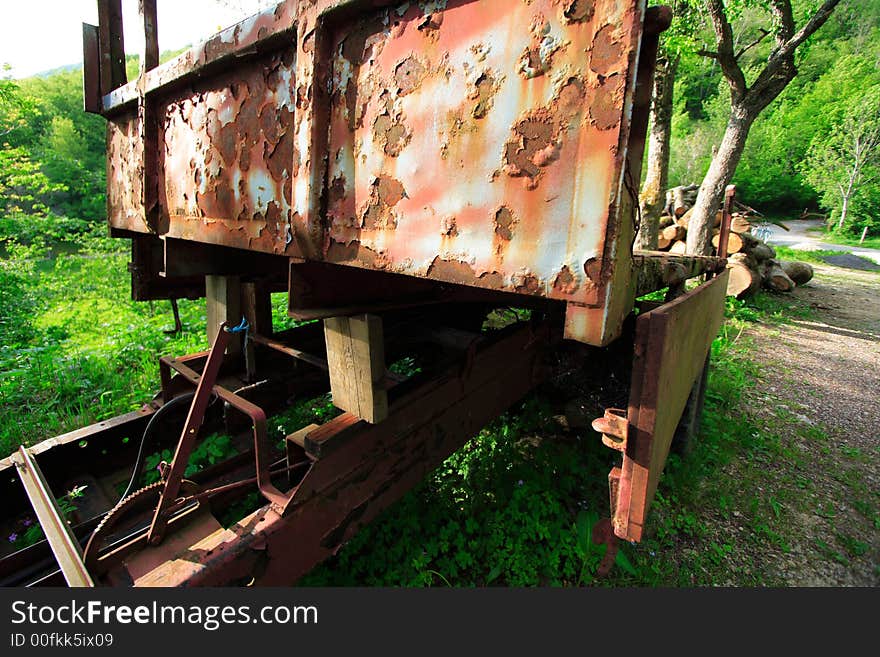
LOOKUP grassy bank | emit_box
[821,232,880,251]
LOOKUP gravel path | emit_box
[741,263,879,585]
[763,218,880,265]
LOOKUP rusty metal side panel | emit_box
[613,269,729,542]
[107,112,147,233]
[321,0,645,306]
[158,49,300,256]
[82,23,101,113]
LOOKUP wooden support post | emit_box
[206,275,241,359]
[323,315,388,424]
[241,281,273,381]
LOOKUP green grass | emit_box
[0,250,209,454]
[1,222,849,586]
[773,245,849,264]
[822,231,880,250]
[297,293,818,586]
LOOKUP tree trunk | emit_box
[636,52,678,250]
[685,106,755,255]
[780,260,814,285]
[838,192,849,231]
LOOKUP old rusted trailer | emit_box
[0,0,730,586]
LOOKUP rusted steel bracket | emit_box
[147,325,232,544]
[158,351,294,516]
[147,320,293,544]
[592,408,628,453]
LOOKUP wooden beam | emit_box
[206,275,241,358]
[242,281,273,380]
[323,315,388,424]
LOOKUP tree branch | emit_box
[769,0,795,48]
[772,0,842,63]
[734,29,770,60]
[703,0,747,101]
[744,0,842,111]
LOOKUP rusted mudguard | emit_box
[596,270,729,542]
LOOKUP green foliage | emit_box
[666,1,880,220]
[7,484,86,551]
[143,433,234,485]
[0,67,105,222]
[298,397,606,586]
[0,148,66,216]
[802,82,880,236]
[0,226,842,584]
[0,246,208,456]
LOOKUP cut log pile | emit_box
[658,186,815,299]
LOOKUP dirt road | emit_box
[763,218,880,265]
[740,262,879,585]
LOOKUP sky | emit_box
[0,0,276,79]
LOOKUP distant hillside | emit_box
[23,47,189,83]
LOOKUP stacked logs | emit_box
[658,186,815,299]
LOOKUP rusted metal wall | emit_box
[96,0,650,345]
[323,0,643,311]
[107,112,146,232]
[159,51,297,255]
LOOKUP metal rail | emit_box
[12,447,94,587]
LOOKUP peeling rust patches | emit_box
[394,56,427,96]
[563,0,595,24]
[470,73,497,119]
[591,24,623,77]
[341,15,384,66]
[265,200,282,224]
[266,108,295,183]
[512,271,542,295]
[552,265,578,294]
[372,112,411,157]
[426,256,503,289]
[518,16,563,79]
[362,175,406,230]
[375,175,405,206]
[504,114,555,180]
[440,215,458,237]
[502,78,585,186]
[589,75,623,130]
[418,12,444,38]
[584,257,602,284]
[494,206,515,241]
